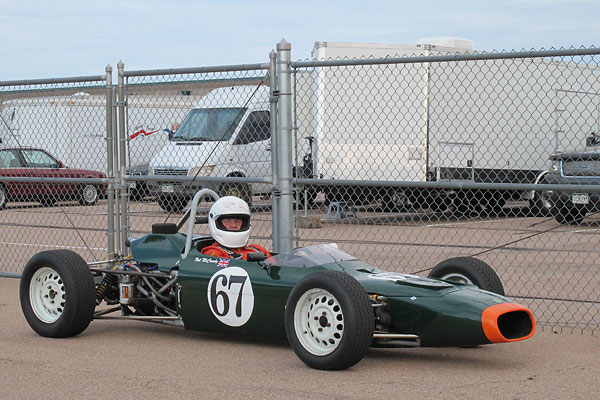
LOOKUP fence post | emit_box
[276,39,294,252]
[117,61,129,254]
[105,65,115,256]
[269,50,281,252]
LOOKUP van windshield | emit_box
[172,108,246,141]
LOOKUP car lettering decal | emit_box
[207,267,254,327]
[194,257,218,264]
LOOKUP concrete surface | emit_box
[1,277,598,399]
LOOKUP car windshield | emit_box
[266,244,357,268]
[172,108,245,141]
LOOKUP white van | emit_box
[147,85,272,212]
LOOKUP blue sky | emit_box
[0,0,598,81]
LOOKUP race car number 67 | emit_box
[207,267,254,327]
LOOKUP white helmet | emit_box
[208,196,251,248]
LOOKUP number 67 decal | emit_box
[207,267,254,327]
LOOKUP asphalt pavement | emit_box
[1,277,597,399]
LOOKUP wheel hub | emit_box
[30,267,66,323]
[440,272,472,285]
[294,289,344,356]
[83,186,96,202]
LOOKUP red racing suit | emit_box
[200,242,271,260]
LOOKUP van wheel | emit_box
[220,183,252,206]
[158,194,188,213]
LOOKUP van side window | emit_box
[235,111,270,145]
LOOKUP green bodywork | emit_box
[130,232,513,347]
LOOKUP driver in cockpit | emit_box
[200,196,271,260]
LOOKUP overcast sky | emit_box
[0,0,598,81]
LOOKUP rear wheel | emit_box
[78,183,99,206]
[285,271,374,370]
[20,250,96,337]
[428,257,505,295]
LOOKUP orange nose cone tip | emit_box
[481,302,536,343]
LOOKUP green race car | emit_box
[20,190,535,370]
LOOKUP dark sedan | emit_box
[0,147,106,209]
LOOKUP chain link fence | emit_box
[292,44,600,334]
[120,66,273,253]
[0,77,112,275]
[0,42,598,334]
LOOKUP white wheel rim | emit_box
[294,288,344,356]
[440,272,473,285]
[0,188,5,206]
[29,267,66,323]
[82,185,97,203]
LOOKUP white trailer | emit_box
[301,40,600,211]
[0,93,202,173]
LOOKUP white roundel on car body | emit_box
[207,266,254,327]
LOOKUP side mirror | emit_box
[247,252,267,262]
[168,130,174,140]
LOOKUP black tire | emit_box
[285,270,374,370]
[78,183,99,206]
[158,194,188,213]
[220,183,252,206]
[550,198,585,225]
[0,184,7,209]
[130,181,150,201]
[428,257,505,295]
[39,195,56,207]
[20,250,96,338]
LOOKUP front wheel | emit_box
[428,256,505,295]
[20,250,96,337]
[285,271,374,370]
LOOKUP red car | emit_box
[0,147,106,209]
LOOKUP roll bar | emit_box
[181,189,220,260]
